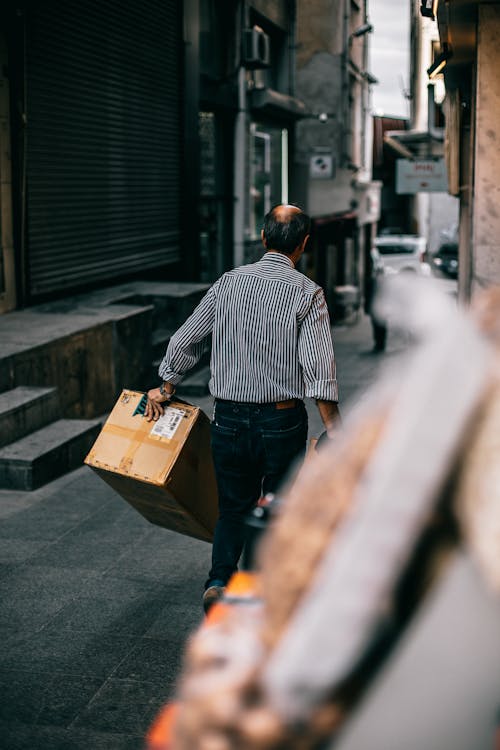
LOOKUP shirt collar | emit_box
[261,251,294,268]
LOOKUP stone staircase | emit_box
[71,279,213,397]
[0,386,101,490]
[0,281,212,490]
[150,325,211,399]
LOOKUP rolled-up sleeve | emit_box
[297,289,339,401]
[158,283,218,384]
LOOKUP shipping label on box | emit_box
[150,407,187,440]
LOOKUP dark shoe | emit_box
[203,585,226,614]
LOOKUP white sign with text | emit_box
[396,158,448,194]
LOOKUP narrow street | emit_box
[0,313,410,750]
[0,0,498,747]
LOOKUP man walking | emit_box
[145,204,340,611]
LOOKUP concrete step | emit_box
[152,327,175,362]
[0,303,153,418]
[0,418,102,490]
[146,283,209,329]
[65,280,211,330]
[130,283,209,330]
[149,336,211,388]
[0,386,61,449]
[175,365,211,398]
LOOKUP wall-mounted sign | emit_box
[310,153,334,179]
[396,158,448,194]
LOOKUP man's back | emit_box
[210,252,321,402]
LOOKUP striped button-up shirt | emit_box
[159,252,338,403]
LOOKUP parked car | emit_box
[378,226,405,236]
[432,242,458,278]
[371,235,430,277]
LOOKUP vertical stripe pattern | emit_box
[159,253,339,402]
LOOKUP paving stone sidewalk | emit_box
[0,313,409,750]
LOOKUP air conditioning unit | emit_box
[242,26,271,69]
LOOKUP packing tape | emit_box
[96,421,182,478]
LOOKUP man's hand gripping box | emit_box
[85,390,218,542]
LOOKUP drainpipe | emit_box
[342,0,350,167]
[233,1,248,268]
[287,0,296,96]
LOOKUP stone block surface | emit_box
[0,386,60,448]
[151,327,174,361]
[71,677,169,735]
[0,418,102,490]
[0,303,154,418]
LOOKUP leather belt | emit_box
[275,399,297,409]
[215,398,299,410]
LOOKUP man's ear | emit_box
[301,234,310,252]
[261,229,267,248]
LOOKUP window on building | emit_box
[247,10,288,93]
[247,123,288,240]
[199,0,236,80]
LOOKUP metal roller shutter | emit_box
[26,0,181,297]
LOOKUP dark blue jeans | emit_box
[207,399,308,588]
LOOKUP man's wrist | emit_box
[159,382,174,398]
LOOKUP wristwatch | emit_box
[160,382,173,398]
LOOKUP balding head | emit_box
[262,204,311,255]
[272,204,302,222]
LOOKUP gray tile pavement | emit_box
[0,312,409,750]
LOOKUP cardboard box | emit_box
[85,390,218,542]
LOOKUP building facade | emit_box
[380,3,459,256]
[196,0,306,279]
[0,1,305,314]
[0,0,186,313]
[420,0,500,301]
[293,0,381,317]
[372,114,411,235]
[409,1,458,255]
[0,1,382,321]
